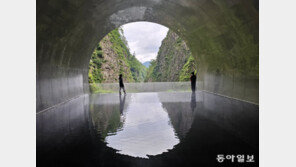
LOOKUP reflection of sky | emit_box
[105,93,180,158]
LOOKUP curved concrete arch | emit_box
[37,0,259,112]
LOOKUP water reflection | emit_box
[158,92,198,139]
[37,91,259,167]
[191,92,196,112]
[119,95,126,115]
[91,93,180,158]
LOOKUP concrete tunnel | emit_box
[37,0,259,112]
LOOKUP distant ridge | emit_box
[142,61,151,68]
[144,30,195,82]
[89,28,147,84]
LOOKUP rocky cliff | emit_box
[145,30,196,82]
[89,28,146,86]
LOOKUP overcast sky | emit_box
[121,22,168,63]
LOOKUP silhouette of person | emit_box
[190,92,196,113]
[119,74,126,95]
[190,72,196,92]
[119,94,126,115]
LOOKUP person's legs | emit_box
[119,86,126,95]
[123,86,126,94]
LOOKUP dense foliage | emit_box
[144,60,157,82]
[145,30,196,82]
[89,28,197,90]
[179,55,197,81]
[128,53,147,82]
[88,44,104,84]
[88,28,147,86]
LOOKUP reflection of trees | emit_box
[161,102,195,139]
[90,104,125,140]
[158,92,197,140]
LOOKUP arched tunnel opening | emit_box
[87,21,198,158]
[37,0,259,112]
[37,0,259,166]
[87,21,197,93]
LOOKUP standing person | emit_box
[119,74,126,95]
[190,72,196,92]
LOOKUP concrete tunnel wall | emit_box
[37,0,259,112]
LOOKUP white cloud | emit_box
[121,22,169,63]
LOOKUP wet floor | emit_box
[37,91,259,167]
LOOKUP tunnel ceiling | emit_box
[37,0,259,112]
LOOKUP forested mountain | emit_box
[88,28,196,93]
[145,30,196,82]
[88,28,147,86]
[142,61,151,68]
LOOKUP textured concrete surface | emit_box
[37,0,259,112]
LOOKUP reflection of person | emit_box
[190,72,196,92]
[119,94,126,115]
[190,92,196,112]
[119,74,126,95]
[214,69,221,92]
